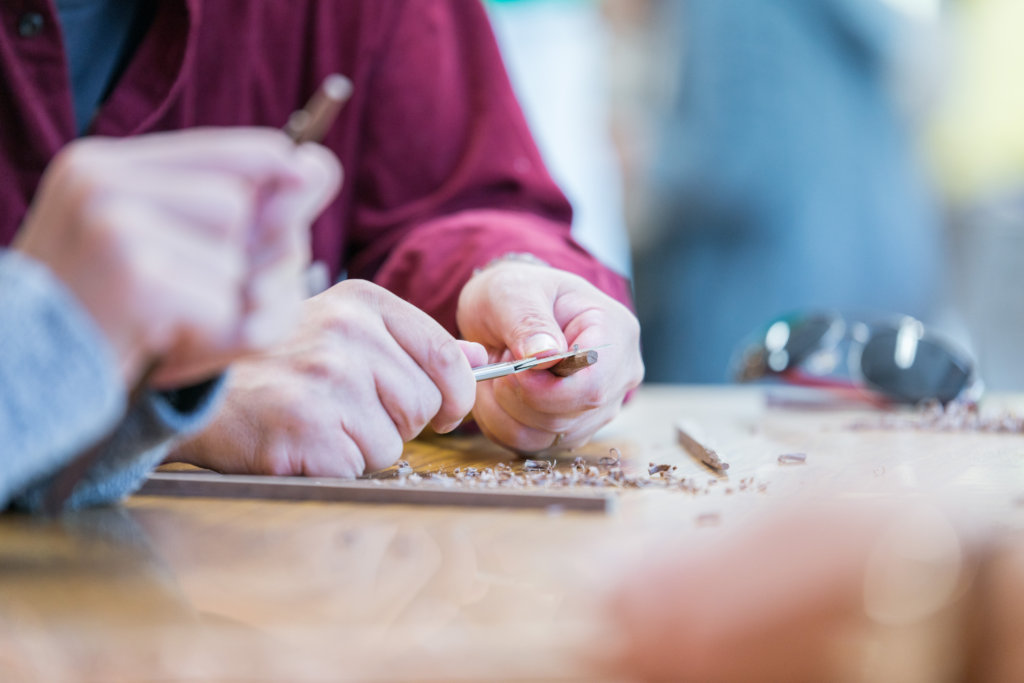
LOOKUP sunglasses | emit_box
[732,312,980,405]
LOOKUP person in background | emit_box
[633,0,944,383]
[1,129,340,512]
[1,1,643,482]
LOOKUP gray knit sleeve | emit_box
[0,250,125,507]
[0,250,225,512]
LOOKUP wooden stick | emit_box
[137,472,615,513]
[550,349,599,377]
[283,74,352,144]
[676,421,731,475]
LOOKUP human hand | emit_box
[604,501,983,682]
[170,280,486,477]
[605,506,879,682]
[456,261,643,453]
[13,128,340,389]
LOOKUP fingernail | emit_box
[523,333,559,357]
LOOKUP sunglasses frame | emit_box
[733,312,981,406]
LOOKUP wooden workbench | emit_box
[1,386,1022,681]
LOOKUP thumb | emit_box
[496,289,567,360]
[249,143,341,268]
[457,339,488,368]
[291,142,343,218]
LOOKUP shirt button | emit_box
[17,12,45,38]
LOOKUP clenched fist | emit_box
[171,280,486,477]
[14,128,341,388]
[458,260,644,454]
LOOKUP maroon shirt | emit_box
[0,0,631,334]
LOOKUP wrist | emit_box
[472,251,550,276]
[462,252,555,301]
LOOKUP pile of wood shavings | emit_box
[850,401,1024,433]
[383,451,767,496]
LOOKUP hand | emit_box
[456,261,643,453]
[170,280,486,477]
[13,128,340,389]
[605,506,883,682]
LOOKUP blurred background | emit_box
[485,0,1024,391]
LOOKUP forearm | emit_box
[0,249,225,512]
[372,209,634,335]
[13,378,225,512]
[0,250,125,508]
[346,1,632,335]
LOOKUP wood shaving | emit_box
[850,401,1024,433]
[379,449,765,497]
[696,512,721,527]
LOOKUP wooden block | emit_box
[138,472,615,513]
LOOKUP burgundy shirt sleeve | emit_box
[345,0,632,335]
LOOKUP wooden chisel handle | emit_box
[550,349,599,377]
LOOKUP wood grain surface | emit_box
[1,386,1023,680]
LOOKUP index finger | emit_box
[98,128,310,186]
[379,296,478,432]
[495,332,613,415]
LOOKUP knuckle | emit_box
[557,433,590,451]
[53,142,111,203]
[266,385,317,434]
[65,168,100,206]
[362,433,404,473]
[330,446,366,478]
[257,440,297,477]
[509,435,553,456]
[450,384,477,421]
[51,140,94,179]
[413,392,443,436]
[536,416,576,434]
[323,309,365,339]
[389,382,442,440]
[336,278,382,301]
[480,420,552,455]
[509,312,555,342]
[391,412,421,443]
[428,335,465,374]
[292,345,341,380]
[301,443,364,479]
[580,383,610,411]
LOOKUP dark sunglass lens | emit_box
[783,314,838,366]
[736,313,840,381]
[859,332,971,404]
